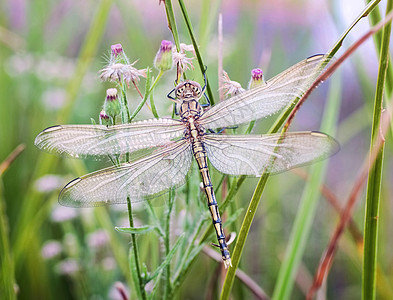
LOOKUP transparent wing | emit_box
[200,54,331,129]
[34,118,185,159]
[204,132,339,176]
[59,139,192,207]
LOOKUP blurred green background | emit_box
[1,0,392,299]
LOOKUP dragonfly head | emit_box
[175,81,202,100]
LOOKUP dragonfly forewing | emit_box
[34,118,184,159]
[200,54,331,129]
[59,140,192,207]
[204,131,339,176]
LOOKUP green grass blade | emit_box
[0,182,16,300]
[362,1,392,299]
[272,73,342,300]
[220,173,270,300]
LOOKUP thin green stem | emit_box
[220,174,270,300]
[177,0,215,105]
[0,183,16,300]
[130,67,152,122]
[164,189,175,299]
[164,0,180,51]
[149,70,164,119]
[127,197,147,300]
[120,83,131,123]
[362,1,392,299]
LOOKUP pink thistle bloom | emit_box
[220,70,245,96]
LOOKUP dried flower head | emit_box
[248,68,266,89]
[173,43,195,76]
[100,60,146,86]
[220,70,245,96]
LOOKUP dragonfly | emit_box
[35,54,339,268]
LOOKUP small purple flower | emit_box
[154,40,173,71]
[41,240,62,259]
[248,68,266,89]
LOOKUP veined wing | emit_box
[204,132,339,176]
[35,118,184,159]
[59,139,192,207]
[200,54,330,129]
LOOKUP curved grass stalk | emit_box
[220,1,385,298]
[363,1,392,299]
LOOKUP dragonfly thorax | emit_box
[175,80,202,100]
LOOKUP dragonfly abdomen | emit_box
[192,140,232,268]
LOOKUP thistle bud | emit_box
[154,40,173,71]
[99,110,111,126]
[111,44,123,57]
[109,43,130,65]
[103,88,121,119]
[248,68,266,90]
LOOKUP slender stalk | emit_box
[163,0,181,51]
[120,83,131,123]
[127,197,147,300]
[149,71,164,119]
[363,1,392,299]
[366,0,393,97]
[0,184,16,300]
[177,0,215,105]
[164,189,175,299]
[220,174,270,300]
[273,73,341,300]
